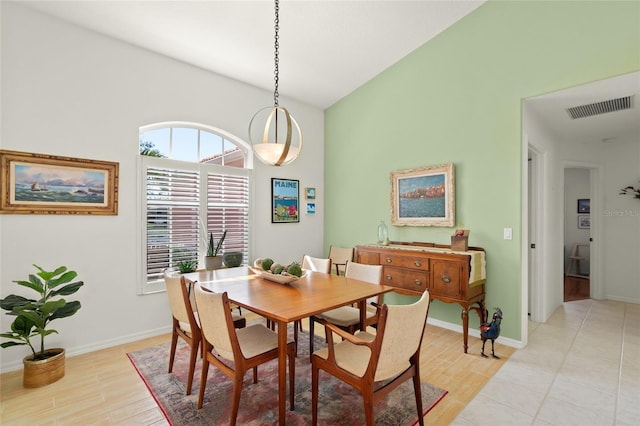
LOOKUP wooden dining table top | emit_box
[184,266,394,323]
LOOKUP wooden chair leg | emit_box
[413,369,424,426]
[309,317,315,354]
[288,343,296,410]
[312,363,319,425]
[362,389,375,426]
[186,340,198,395]
[230,372,244,426]
[168,327,178,373]
[197,352,210,409]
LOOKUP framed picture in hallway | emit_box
[391,163,455,227]
[578,215,590,229]
[577,198,590,213]
[0,149,119,215]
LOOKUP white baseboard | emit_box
[427,317,524,350]
[0,325,171,374]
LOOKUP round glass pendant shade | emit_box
[249,105,303,166]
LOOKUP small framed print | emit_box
[577,199,590,214]
[306,203,316,214]
[578,215,590,229]
[305,187,316,199]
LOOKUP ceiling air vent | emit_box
[566,95,634,119]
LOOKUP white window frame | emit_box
[137,122,253,294]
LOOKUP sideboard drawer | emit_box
[382,267,428,293]
[430,260,463,298]
[380,254,429,271]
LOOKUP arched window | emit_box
[138,122,252,293]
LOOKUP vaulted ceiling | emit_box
[19,1,639,144]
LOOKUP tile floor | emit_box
[453,299,640,425]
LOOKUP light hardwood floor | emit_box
[0,317,514,425]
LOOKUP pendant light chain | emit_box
[249,0,302,167]
[273,0,280,107]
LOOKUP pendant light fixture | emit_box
[249,0,302,166]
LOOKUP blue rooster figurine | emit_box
[480,308,502,358]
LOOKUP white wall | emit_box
[564,168,591,275]
[0,3,325,372]
[523,108,565,321]
[601,140,640,302]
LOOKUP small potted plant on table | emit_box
[0,264,84,388]
[204,230,226,270]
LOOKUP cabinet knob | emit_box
[385,257,392,263]
[441,275,451,283]
[386,275,393,281]
[414,260,421,267]
[414,279,422,286]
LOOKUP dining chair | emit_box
[164,274,202,396]
[294,255,333,346]
[308,262,383,354]
[193,284,296,423]
[311,291,431,426]
[164,274,246,395]
[328,245,354,275]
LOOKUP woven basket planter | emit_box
[23,348,65,388]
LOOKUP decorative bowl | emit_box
[250,267,307,284]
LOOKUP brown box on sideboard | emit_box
[451,236,468,251]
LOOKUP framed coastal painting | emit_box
[271,178,299,223]
[390,163,455,227]
[0,150,119,215]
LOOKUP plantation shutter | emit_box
[145,163,200,283]
[140,155,251,293]
[206,172,250,263]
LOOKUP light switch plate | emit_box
[503,228,513,240]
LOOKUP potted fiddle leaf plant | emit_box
[0,264,84,388]
[204,230,227,270]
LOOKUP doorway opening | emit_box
[563,167,594,301]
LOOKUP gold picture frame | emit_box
[0,149,119,215]
[390,163,455,227]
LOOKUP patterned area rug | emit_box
[127,324,447,425]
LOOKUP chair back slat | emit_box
[374,291,430,381]
[344,262,382,284]
[302,255,332,274]
[328,246,354,275]
[164,274,191,324]
[194,285,235,360]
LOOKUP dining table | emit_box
[184,265,394,425]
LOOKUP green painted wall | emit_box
[324,0,639,341]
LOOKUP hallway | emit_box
[453,299,639,425]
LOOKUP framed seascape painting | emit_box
[0,150,119,215]
[390,163,455,227]
[272,178,299,223]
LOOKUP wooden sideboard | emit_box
[356,242,486,353]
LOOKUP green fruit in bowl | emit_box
[270,262,283,273]
[273,265,285,275]
[261,258,274,271]
[287,263,303,277]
